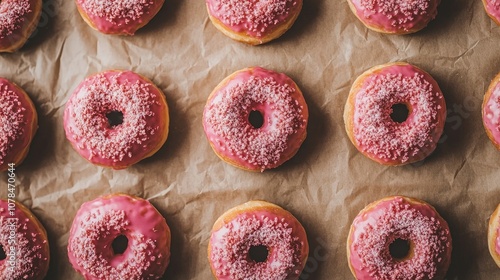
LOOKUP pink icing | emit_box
[0,78,36,170]
[349,196,452,280]
[76,0,164,35]
[497,218,500,256]
[206,0,301,38]
[63,70,168,169]
[483,82,500,147]
[352,64,446,164]
[209,210,307,280]
[0,200,49,280]
[0,0,40,50]
[0,0,31,38]
[67,194,171,280]
[485,0,500,23]
[203,67,308,171]
[349,0,439,33]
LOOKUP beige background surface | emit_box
[1,0,499,279]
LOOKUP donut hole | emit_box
[389,238,411,260]
[106,111,124,127]
[249,245,269,263]
[390,103,409,123]
[248,110,264,129]
[0,244,5,260]
[111,235,128,255]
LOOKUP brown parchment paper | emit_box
[1,0,500,279]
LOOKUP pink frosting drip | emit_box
[353,64,445,164]
[0,0,31,39]
[0,78,34,168]
[63,71,167,169]
[0,200,49,280]
[483,82,500,147]
[350,0,439,32]
[485,0,500,23]
[209,211,306,280]
[67,195,171,280]
[206,0,301,38]
[203,67,308,171]
[76,0,164,35]
[349,197,452,280]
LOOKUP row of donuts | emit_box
[3,193,500,279]
[2,0,500,52]
[3,61,500,172]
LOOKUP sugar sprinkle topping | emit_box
[360,0,430,27]
[204,75,306,170]
[0,82,27,165]
[210,214,303,280]
[484,85,500,131]
[352,199,451,279]
[78,0,155,24]
[209,0,298,36]
[0,206,48,280]
[66,72,160,162]
[497,218,500,255]
[489,0,500,9]
[68,208,158,280]
[0,0,31,39]
[353,71,441,163]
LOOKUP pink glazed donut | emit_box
[208,200,309,280]
[0,199,50,280]
[203,67,308,172]
[206,0,303,45]
[75,0,165,35]
[488,203,500,267]
[482,71,500,150]
[0,0,42,52]
[483,0,500,25]
[347,0,440,34]
[67,194,171,280]
[344,62,446,166]
[63,70,169,170]
[347,196,452,280]
[0,78,38,172]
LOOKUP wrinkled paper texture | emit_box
[0,0,499,279]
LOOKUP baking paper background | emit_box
[1,0,499,279]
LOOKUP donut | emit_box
[347,196,452,280]
[347,0,440,34]
[344,62,446,166]
[203,67,308,172]
[483,0,500,25]
[75,0,165,35]
[205,0,303,45]
[67,194,171,280]
[0,199,50,280]
[0,78,38,172]
[488,203,500,267]
[482,71,500,150]
[0,0,42,52]
[208,200,309,280]
[63,70,169,170]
